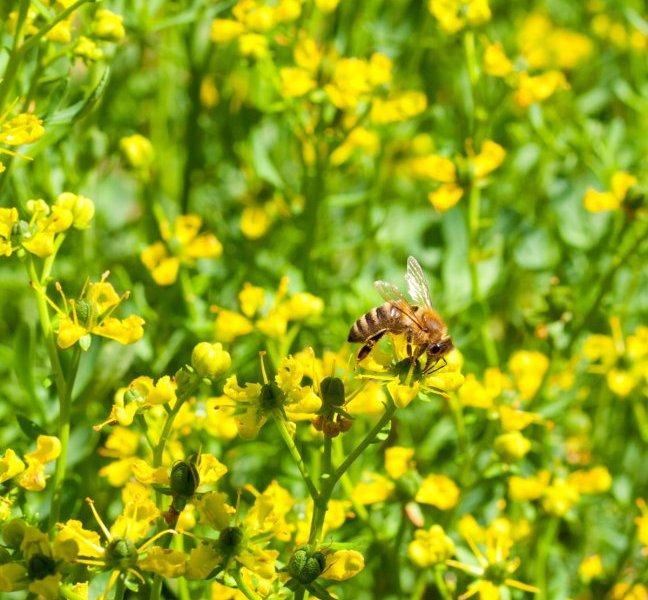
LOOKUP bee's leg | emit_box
[423,356,447,375]
[357,330,386,362]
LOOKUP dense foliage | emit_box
[0,1,647,599]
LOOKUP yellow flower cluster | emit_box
[428,0,491,34]
[583,170,637,213]
[141,214,222,286]
[583,319,648,397]
[0,436,61,492]
[401,139,506,212]
[213,277,324,342]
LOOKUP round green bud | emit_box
[105,537,138,571]
[192,342,232,381]
[27,553,57,580]
[218,526,244,555]
[170,458,200,499]
[259,382,285,413]
[320,376,345,407]
[288,545,326,584]
[2,518,27,549]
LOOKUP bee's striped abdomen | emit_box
[347,303,390,342]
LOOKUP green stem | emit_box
[49,344,81,529]
[433,567,452,600]
[467,183,498,367]
[411,570,428,600]
[274,415,320,502]
[0,0,93,110]
[232,567,261,600]
[463,29,478,136]
[535,517,559,600]
[631,397,648,444]
[180,269,199,323]
[113,574,126,600]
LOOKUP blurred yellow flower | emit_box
[515,70,569,107]
[428,0,491,33]
[484,41,514,77]
[415,474,460,510]
[141,214,222,286]
[508,350,549,401]
[0,449,26,484]
[93,9,125,41]
[119,134,154,170]
[579,554,603,582]
[584,170,637,212]
[408,524,455,567]
[18,436,61,492]
[322,550,365,581]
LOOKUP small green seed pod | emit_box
[288,545,327,584]
[320,376,345,407]
[74,299,93,326]
[259,382,285,413]
[218,526,244,556]
[27,553,57,580]
[170,458,200,499]
[105,537,138,571]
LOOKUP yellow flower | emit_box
[584,170,637,212]
[415,474,460,510]
[0,449,26,484]
[239,283,265,318]
[408,524,455,567]
[508,470,551,501]
[470,139,506,178]
[214,308,254,342]
[119,134,154,170]
[98,427,140,486]
[325,58,372,110]
[428,0,491,33]
[508,350,549,401]
[636,499,648,548]
[567,466,612,494]
[280,67,317,98]
[579,554,603,582]
[484,42,514,77]
[74,36,103,61]
[55,192,95,229]
[92,9,125,41]
[18,436,61,492]
[40,274,144,350]
[141,214,222,286]
[515,70,569,107]
[494,431,532,462]
[322,550,365,581]
[353,472,395,505]
[330,127,380,165]
[542,478,580,517]
[518,13,593,70]
[211,19,245,43]
[315,0,341,13]
[0,113,44,151]
[192,342,232,380]
[238,33,269,59]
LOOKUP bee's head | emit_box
[427,337,453,359]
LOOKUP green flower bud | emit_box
[218,526,243,556]
[27,553,56,580]
[192,342,232,381]
[288,545,326,584]
[105,537,138,571]
[259,381,285,413]
[2,518,27,549]
[170,458,200,499]
[320,376,345,407]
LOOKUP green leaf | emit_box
[16,415,48,440]
[47,68,111,125]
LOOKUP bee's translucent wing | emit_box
[374,280,407,303]
[405,256,433,307]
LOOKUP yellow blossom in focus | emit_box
[584,170,637,212]
[415,474,460,510]
[515,70,569,108]
[429,0,491,34]
[18,436,61,492]
[322,549,365,581]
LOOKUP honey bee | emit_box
[348,256,453,373]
